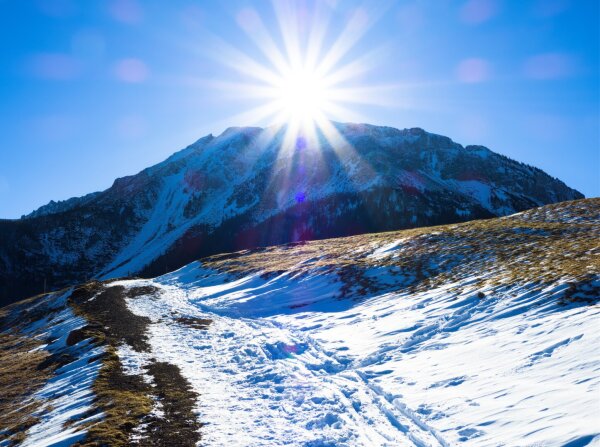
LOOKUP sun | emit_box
[197,3,393,213]
[272,65,329,128]
[207,3,390,150]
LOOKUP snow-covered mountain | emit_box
[0,123,583,306]
[1,198,598,446]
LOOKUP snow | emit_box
[453,180,492,210]
[122,280,443,446]
[368,240,404,260]
[109,245,599,447]
[93,123,568,281]
[19,293,103,447]
[6,198,598,446]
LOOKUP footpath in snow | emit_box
[114,260,599,447]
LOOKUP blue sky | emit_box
[0,0,598,218]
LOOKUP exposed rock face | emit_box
[0,123,583,305]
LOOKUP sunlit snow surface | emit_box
[113,257,600,447]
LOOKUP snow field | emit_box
[113,258,599,446]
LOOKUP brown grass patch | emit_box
[139,362,202,446]
[69,282,152,352]
[0,332,51,445]
[74,347,153,447]
[125,285,160,299]
[175,316,213,330]
[69,281,202,446]
[0,290,75,445]
[201,198,600,301]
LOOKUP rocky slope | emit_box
[0,198,597,446]
[0,123,583,306]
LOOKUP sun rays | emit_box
[207,1,391,154]
[183,1,394,238]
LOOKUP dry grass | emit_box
[138,362,202,446]
[0,331,51,445]
[73,347,153,447]
[0,281,155,446]
[69,281,202,446]
[174,316,213,330]
[201,198,600,299]
[0,289,73,446]
[69,282,152,352]
[68,282,154,446]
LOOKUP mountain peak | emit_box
[219,126,264,139]
[1,122,583,305]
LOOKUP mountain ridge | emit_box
[0,122,584,306]
[20,123,580,220]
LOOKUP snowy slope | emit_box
[3,198,598,446]
[0,122,583,306]
[118,273,599,446]
[0,291,103,447]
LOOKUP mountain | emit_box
[1,198,598,446]
[0,123,583,306]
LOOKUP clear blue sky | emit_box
[0,0,598,218]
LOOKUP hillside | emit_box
[0,123,583,305]
[1,198,598,447]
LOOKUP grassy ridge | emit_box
[202,198,599,301]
